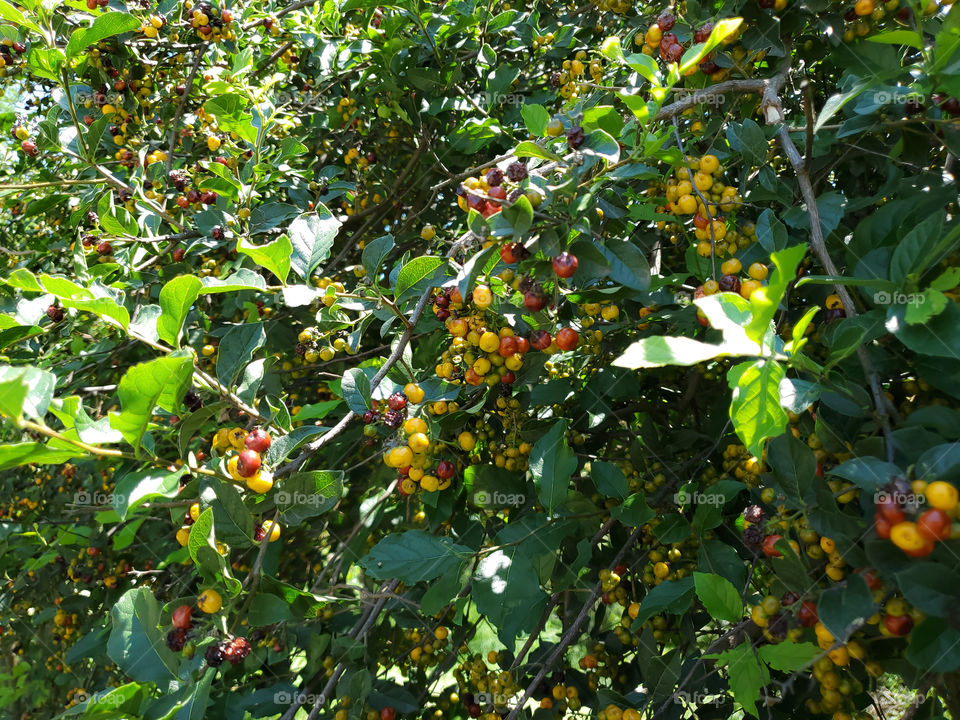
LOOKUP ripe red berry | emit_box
[876,495,905,525]
[529,330,552,351]
[918,508,951,541]
[387,392,408,411]
[523,290,548,312]
[172,247,185,261]
[46,305,64,322]
[718,274,741,293]
[381,708,396,720]
[436,460,455,479]
[244,427,272,453]
[798,601,818,627]
[237,449,262,478]
[883,613,914,637]
[694,22,714,43]
[762,534,784,557]
[21,140,37,156]
[552,252,579,278]
[172,604,193,630]
[498,336,517,357]
[555,328,579,351]
[200,191,218,205]
[657,12,675,30]
[96,241,113,255]
[485,168,504,187]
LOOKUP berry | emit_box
[718,274,741,293]
[529,330,552,351]
[236,449,262,478]
[21,140,37,156]
[523,290,548,312]
[205,644,225,667]
[883,613,913,636]
[485,168,504,186]
[551,252,579,278]
[96,241,113,255]
[244,427,272,453]
[657,12,675,30]
[555,328,579,351]
[46,305,64,322]
[224,636,251,664]
[505,161,527,181]
[363,410,378,424]
[388,392,408,411]
[197,589,223,613]
[436,460,455,479]
[166,628,187,651]
[381,708,396,720]
[918,508,951,541]
[566,126,585,149]
[171,604,193,630]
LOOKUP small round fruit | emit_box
[883,613,913,636]
[545,118,564,136]
[261,520,281,542]
[720,258,742,275]
[246,473,274,494]
[172,604,193,630]
[890,521,934,556]
[458,431,476,451]
[473,285,493,308]
[387,446,414,468]
[237,449,262,478]
[189,502,201,521]
[197,589,223,613]
[552,252,579,278]
[381,708,396,720]
[420,474,440,492]
[244,427,272,453]
[918,508,951,541]
[555,328,579,351]
[420,225,436,241]
[436,460,455,479]
[926,481,959,511]
[529,330,552,350]
[404,383,425,404]
[748,263,769,281]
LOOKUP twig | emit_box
[165,45,207,178]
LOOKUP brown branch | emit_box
[165,45,207,178]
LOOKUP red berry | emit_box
[875,513,893,540]
[555,328,579,351]
[529,330,552,351]
[918,508,951,541]
[381,708,396,720]
[244,427,272,453]
[694,22,714,43]
[200,191,218,205]
[498,336,518,357]
[46,305,64,322]
[523,290,548,312]
[876,496,905,525]
[693,213,709,230]
[387,392,408,411]
[96,241,113,255]
[883,613,914,636]
[436,460,455,479]
[657,12,675,30]
[551,252,579,278]
[798,601,818,627]
[237,449,262,478]
[21,140,37,156]
[485,168,504,186]
[172,604,193,630]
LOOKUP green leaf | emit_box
[757,641,820,672]
[727,359,787,459]
[0,442,79,470]
[200,269,268,293]
[39,275,129,330]
[755,209,788,252]
[611,493,655,526]
[693,572,742,623]
[362,234,395,280]
[341,368,371,414]
[360,530,472,583]
[156,275,202,348]
[0,365,55,421]
[520,103,550,136]
[395,256,446,298]
[277,471,343,524]
[765,432,816,508]
[501,195,533,237]
[895,563,960,618]
[0,0,39,31]
[106,587,178,683]
[905,618,960,673]
[530,420,577,514]
[112,467,185,520]
[817,574,874,639]
[614,335,747,369]
[66,12,141,58]
[580,129,620,164]
[248,593,295,625]
[597,240,650,291]
[187,508,225,576]
[237,234,292,285]
[713,643,768,717]
[456,244,498,302]
[866,30,923,49]
[513,140,563,162]
[592,461,627,499]
[623,52,659,82]
[110,354,193,453]
[889,212,954,284]
[216,322,266,388]
[631,577,695,626]
[288,207,341,279]
[745,244,807,344]
[200,478,254,547]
